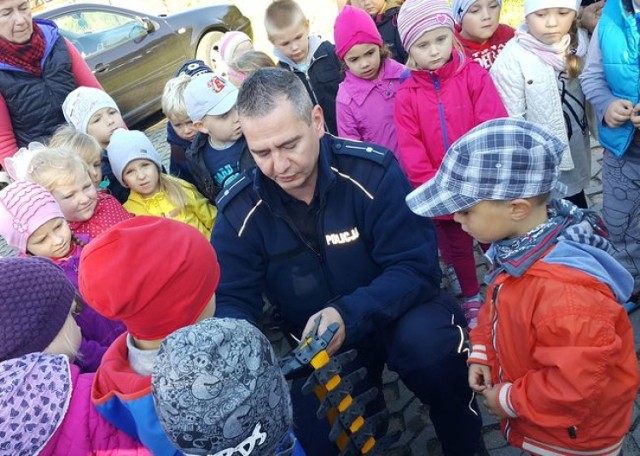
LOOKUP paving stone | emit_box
[482,429,509,450]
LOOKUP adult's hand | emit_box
[301,307,346,355]
[579,1,604,34]
[604,99,633,128]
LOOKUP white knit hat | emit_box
[62,87,119,134]
[106,129,162,186]
[524,0,580,16]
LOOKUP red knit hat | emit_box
[78,216,220,340]
[334,6,384,60]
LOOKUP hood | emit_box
[274,35,324,70]
[373,6,400,26]
[541,240,634,303]
[0,353,72,455]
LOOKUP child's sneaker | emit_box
[443,263,463,297]
[461,294,483,329]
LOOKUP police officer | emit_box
[211,68,481,455]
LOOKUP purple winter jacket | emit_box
[52,236,126,373]
[336,58,406,155]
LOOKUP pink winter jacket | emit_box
[394,51,508,189]
[336,58,406,154]
[41,363,151,456]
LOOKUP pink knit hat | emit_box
[218,31,252,65]
[0,181,64,254]
[334,6,384,60]
[397,0,455,51]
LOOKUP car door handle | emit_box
[94,63,110,73]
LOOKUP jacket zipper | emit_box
[430,74,451,151]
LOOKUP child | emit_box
[395,0,508,327]
[108,129,217,238]
[0,180,126,372]
[152,318,305,456]
[62,86,129,203]
[163,60,213,186]
[265,0,343,135]
[334,6,405,153]
[49,124,107,190]
[452,0,515,70]
[580,0,640,303]
[491,0,591,208]
[356,0,408,63]
[406,117,639,456]
[227,50,276,88]
[26,147,132,238]
[79,216,221,455]
[183,72,254,204]
[0,257,150,455]
[218,30,254,67]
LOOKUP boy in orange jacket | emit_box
[407,118,639,456]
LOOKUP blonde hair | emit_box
[27,148,92,191]
[265,0,308,40]
[565,20,583,79]
[158,173,187,213]
[162,74,192,120]
[229,51,276,76]
[406,32,465,71]
[49,125,102,165]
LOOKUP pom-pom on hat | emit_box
[524,0,579,16]
[397,0,455,51]
[152,317,293,456]
[0,257,76,361]
[451,0,503,23]
[106,129,163,186]
[79,216,220,341]
[334,6,384,60]
[0,181,64,253]
[175,59,212,77]
[62,87,119,134]
[218,31,252,65]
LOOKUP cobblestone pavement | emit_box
[142,118,640,455]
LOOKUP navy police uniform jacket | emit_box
[211,135,442,345]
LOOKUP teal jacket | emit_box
[598,0,640,156]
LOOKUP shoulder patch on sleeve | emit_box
[332,138,392,166]
[215,174,253,211]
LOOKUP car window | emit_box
[51,10,147,58]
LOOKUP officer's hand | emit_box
[605,99,633,128]
[302,307,346,356]
[578,1,604,33]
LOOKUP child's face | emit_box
[195,106,242,145]
[271,20,310,64]
[460,0,501,44]
[344,44,382,80]
[453,200,516,244]
[122,159,160,197]
[409,28,454,71]
[361,0,387,15]
[50,173,98,222]
[86,153,103,189]
[27,217,72,258]
[86,107,124,148]
[44,309,82,362]
[526,8,576,45]
[169,115,198,143]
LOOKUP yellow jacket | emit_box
[124,175,217,238]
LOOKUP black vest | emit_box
[0,35,77,147]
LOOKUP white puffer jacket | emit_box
[490,39,574,171]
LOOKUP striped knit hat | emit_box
[451,0,503,23]
[397,0,455,51]
[0,181,64,254]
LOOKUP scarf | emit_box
[515,23,588,72]
[0,22,46,76]
[485,199,612,283]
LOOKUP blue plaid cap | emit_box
[406,118,567,217]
